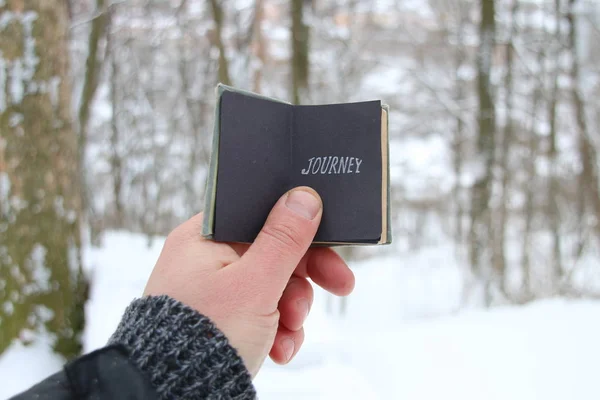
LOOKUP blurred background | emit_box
[1,0,600,398]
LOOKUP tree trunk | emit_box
[0,0,86,359]
[521,50,545,298]
[176,0,214,215]
[494,0,519,295]
[469,0,496,301]
[567,0,600,250]
[291,0,310,104]
[251,0,266,94]
[78,0,110,178]
[452,2,467,244]
[547,0,563,290]
[108,33,124,227]
[209,0,232,86]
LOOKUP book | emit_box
[202,84,391,245]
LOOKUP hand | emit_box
[143,187,355,377]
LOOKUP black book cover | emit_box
[204,85,390,245]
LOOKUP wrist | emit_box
[109,295,256,399]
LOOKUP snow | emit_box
[2,231,600,399]
[0,172,10,209]
[8,112,23,127]
[0,56,6,113]
[46,76,61,109]
[6,11,38,104]
[27,244,51,292]
[0,339,63,399]
[0,9,64,114]
[2,300,12,315]
[388,134,456,204]
[82,232,160,349]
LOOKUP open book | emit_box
[202,84,391,245]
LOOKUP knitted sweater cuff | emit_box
[109,295,256,399]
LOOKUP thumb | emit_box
[238,187,322,294]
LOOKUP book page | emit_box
[292,101,382,243]
[213,90,292,242]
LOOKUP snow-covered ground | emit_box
[2,231,600,399]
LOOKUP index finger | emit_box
[305,248,355,296]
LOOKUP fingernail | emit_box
[285,189,321,220]
[297,299,309,320]
[282,338,295,361]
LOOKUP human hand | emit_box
[143,187,355,377]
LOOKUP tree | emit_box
[0,0,86,358]
[77,0,111,217]
[494,0,519,295]
[251,0,267,93]
[469,0,497,301]
[547,0,563,291]
[175,0,215,216]
[209,0,232,86]
[107,30,124,228]
[520,47,546,298]
[567,0,600,251]
[451,0,470,244]
[291,0,310,104]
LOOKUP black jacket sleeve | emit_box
[10,345,157,400]
[10,296,256,400]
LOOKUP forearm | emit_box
[11,295,256,400]
[109,295,256,399]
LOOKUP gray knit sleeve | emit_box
[109,295,257,399]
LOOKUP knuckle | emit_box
[164,230,180,249]
[165,219,199,248]
[166,224,187,244]
[287,275,309,293]
[262,222,305,253]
